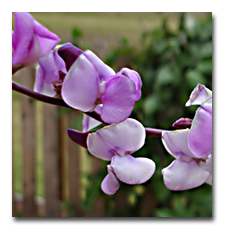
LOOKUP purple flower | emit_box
[161,84,212,190]
[186,84,212,158]
[86,118,156,195]
[34,49,67,97]
[12,12,60,69]
[61,50,142,124]
[185,83,212,107]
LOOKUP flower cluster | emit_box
[86,118,155,195]
[69,118,156,195]
[34,42,141,124]
[161,84,212,190]
[12,12,212,196]
[12,12,60,72]
[13,12,141,124]
[61,49,142,124]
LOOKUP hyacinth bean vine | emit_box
[12,12,212,195]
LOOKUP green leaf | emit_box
[200,42,212,58]
[185,70,207,88]
[156,66,174,87]
[196,60,212,75]
[143,95,160,116]
[155,208,175,217]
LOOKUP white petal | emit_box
[87,132,114,161]
[101,165,120,195]
[199,154,212,185]
[162,129,196,159]
[162,158,210,190]
[111,154,155,184]
[95,118,146,154]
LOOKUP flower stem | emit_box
[12,81,102,122]
[12,81,169,138]
[145,128,162,137]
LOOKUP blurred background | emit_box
[12,12,212,217]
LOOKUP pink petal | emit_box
[100,75,137,124]
[84,50,115,81]
[33,20,60,54]
[188,101,212,158]
[34,50,67,96]
[186,84,212,106]
[111,154,155,185]
[162,158,210,190]
[21,34,42,66]
[12,12,60,67]
[61,53,99,112]
[117,68,142,101]
[12,12,34,66]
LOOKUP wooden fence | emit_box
[12,67,107,217]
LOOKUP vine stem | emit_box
[12,81,102,122]
[145,128,163,137]
[12,81,68,107]
[12,81,170,138]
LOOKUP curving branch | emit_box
[12,81,68,107]
[12,81,191,139]
[12,81,102,122]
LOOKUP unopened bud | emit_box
[58,42,83,70]
[172,118,192,129]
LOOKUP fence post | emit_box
[67,110,83,216]
[59,109,68,203]
[43,103,61,217]
[12,108,16,217]
[20,67,37,217]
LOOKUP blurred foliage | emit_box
[71,13,212,217]
[106,12,212,129]
[71,27,83,47]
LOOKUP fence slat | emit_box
[43,103,61,217]
[12,99,16,217]
[59,110,68,202]
[20,68,37,217]
[68,111,83,216]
